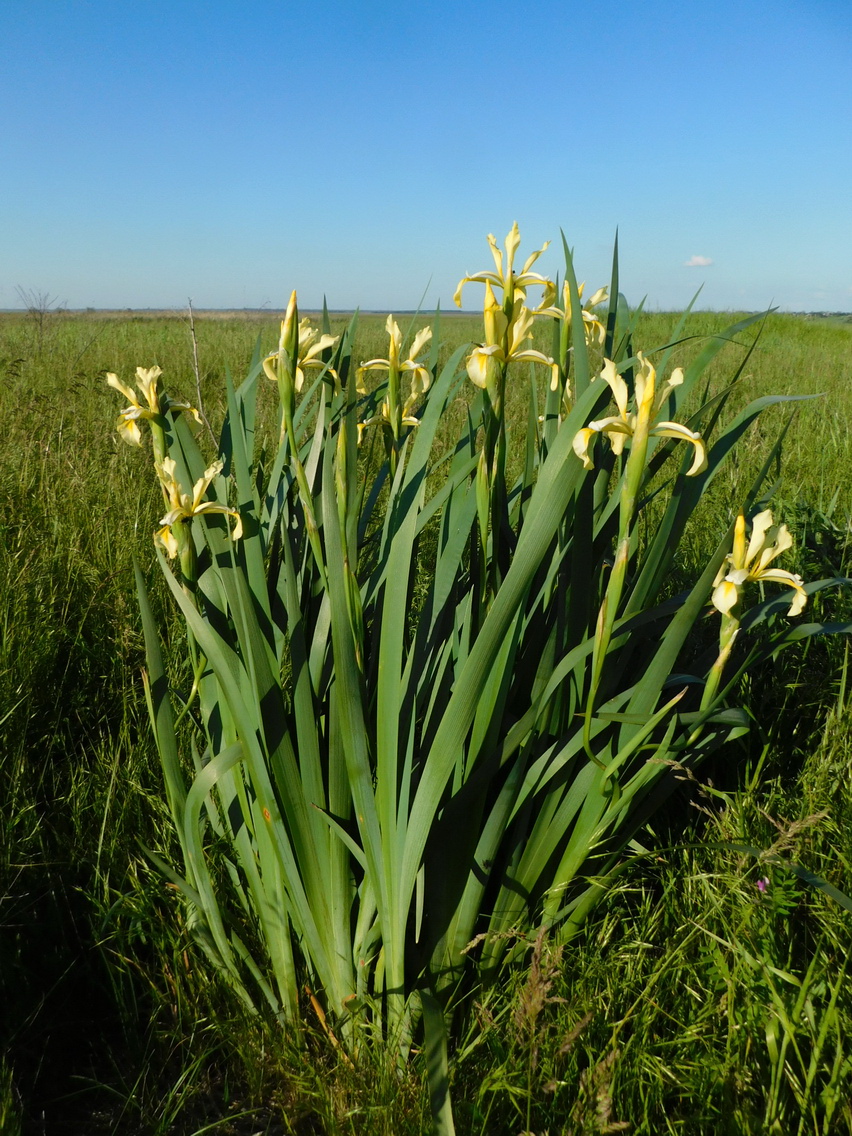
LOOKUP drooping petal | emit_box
[712,577,741,615]
[756,568,807,615]
[160,506,188,528]
[454,271,501,309]
[651,421,708,476]
[154,524,180,559]
[509,348,555,369]
[402,361,432,395]
[572,428,597,469]
[514,270,556,296]
[116,417,143,446]
[580,309,606,347]
[466,345,503,389]
[589,416,632,456]
[358,357,391,374]
[167,398,203,425]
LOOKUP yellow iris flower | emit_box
[573,354,707,476]
[465,284,554,390]
[454,222,556,312]
[107,366,200,446]
[539,280,609,351]
[712,510,807,617]
[154,457,243,558]
[357,316,432,393]
[262,293,339,393]
[356,317,432,439]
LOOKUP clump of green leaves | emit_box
[115,226,849,1133]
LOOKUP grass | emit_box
[0,305,851,1133]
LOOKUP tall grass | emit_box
[0,293,851,1133]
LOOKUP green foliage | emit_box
[1,287,851,1132]
[119,231,849,1133]
[454,703,852,1135]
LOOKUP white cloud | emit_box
[684,255,714,267]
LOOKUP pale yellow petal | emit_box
[358,357,391,373]
[520,240,550,276]
[191,460,224,510]
[402,362,432,395]
[572,428,596,469]
[745,510,775,568]
[590,416,632,456]
[757,568,807,615]
[755,523,793,574]
[106,373,138,403]
[633,354,657,417]
[712,578,740,614]
[135,366,163,410]
[116,417,143,446]
[504,222,521,276]
[408,326,432,360]
[466,345,502,389]
[600,359,629,419]
[586,286,608,308]
[509,348,555,369]
[730,513,747,569]
[454,271,502,308]
[486,232,504,279]
[651,421,707,475]
[155,524,180,559]
[656,366,685,409]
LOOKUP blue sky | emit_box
[2,0,850,312]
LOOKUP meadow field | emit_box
[2,302,852,1135]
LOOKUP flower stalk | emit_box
[456,225,555,593]
[356,316,432,477]
[575,354,708,756]
[263,291,335,582]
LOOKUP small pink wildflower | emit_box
[756,877,770,892]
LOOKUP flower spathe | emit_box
[154,457,243,558]
[107,366,200,446]
[454,222,556,312]
[573,354,707,476]
[711,510,807,617]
